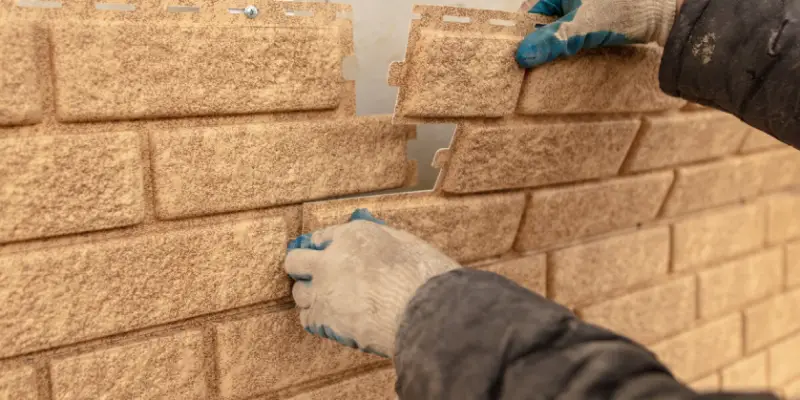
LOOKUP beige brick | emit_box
[151,117,411,219]
[783,377,800,398]
[517,46,684,115]
[302,192,525,263]
[549,227,670,306]
[287,368,396,400]
[480,254,546,294]
[0,366,37,400]
[698,249,784,319]
[745,289,800,352]
[0,132,144,244]
[0,215,291,357]
[438,119,640,194]
[690,374,720,392]
[581,276,696,345]
[0,23,43,126]
[789,241,800,288]
[514,171,673,251]
[767,192,800,244]
[51,20,347,122]
[721,353,768,391]
[741,130,785,153]
[769,333,800,385]
[651,313,742,382]
[216,310,382,399]
[672,204,765,271]
[761,149,800,192]
[625,112,752,172]
[51,331,207,400]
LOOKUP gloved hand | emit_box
[285,209,461,358]
[516,0,678,68]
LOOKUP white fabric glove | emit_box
[284,210,461,358]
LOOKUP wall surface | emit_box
[2,1,800,400]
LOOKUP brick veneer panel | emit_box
[783,379,800,399]
[549,227,670,306]
[761,149,800,192]
[0,366,37,400]
[215,309,382,399]
[0,215,292,357]
[0,23,42,126]
[150,117,412,219]
[767,192,800,244]
[697,249,784,319]
[720,352,768,392]
[517,45,685,114]
[286,368,396,400]
[625,112,752,172]
[690,374,721,392]
[788,241,800,288]
[744,289,800,352]
[302,192,525,263]
[515,171,673,251]
[651,313,743,382]
[581,276,696,345]
[671,204,765,271]
[740,130,785,153]
[437,119,640,194]
[768,333,800,385]
[479,254,546,294]
[0,132,144,244]
[51,331,207,400]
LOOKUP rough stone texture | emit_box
[744,289,800,352]
[697,249,784,319]
[671,204,765,271]
[0,216,290,358]
[766,192,800,244]
[690,374,720,392]
[720,353,768,392]
[740,130,785,153]
[514,171,673,251]
[51,331,207,400]
[51,21,345,122]
[0,23,42,126]
[625,112,752,172]
[0,132,145,244]
[479,254,546,294]
[216,309,382,399]
[768,333,800,385]
[286,368,396,400]
[150,117,411,219]
[0,366,37,400]
[517,45,685,115]
[438,119,640,193]
[789,241,800,288]
[580,276,696,345]
[760,149,800,192]
[302,192,525,263]
[651,314,743,382]
[549,227,670,307]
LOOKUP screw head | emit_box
[243,5,258,18]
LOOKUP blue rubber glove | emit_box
[516,0,677,68]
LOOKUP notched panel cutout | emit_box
[0,23,44,126]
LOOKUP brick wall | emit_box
[2,2,800,399]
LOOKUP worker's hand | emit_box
[285,209,461,358]
[516,0,677,68]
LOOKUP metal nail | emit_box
[243,5,258,18]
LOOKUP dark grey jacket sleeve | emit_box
[659,0,800,148]
[394,269,779,400]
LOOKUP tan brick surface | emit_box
[690,374,720,392]
[651,313,743,382]
[672,204,765,271]
[720,352,768,391]
[745,289,800,352]
[51,331,207,400]
[698,249,784,319]
[769,333,800,385]
[625,112,752,172]
[517,46,685,114]
[0,366,37,400]
[783,378,800,398]
[789,241,800,288]
[0,23,42,126]
[0,215,290,357]
[287,368,396,400]
[0,132,144,244]
[302,192,525,263]
[549,227,670,306]
[581,276,696,345]
[216,310,382,399]
[438,119,639,194]
[740,131,785,153]
[767,192,800,244]
[151,117,411,219]
[479,254,546,294]
[761,149,800,192]
[515,171,673,251]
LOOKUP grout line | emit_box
[204,326,222,400]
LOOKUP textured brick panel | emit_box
[672,204,765,271]
[698,249,784,319]
[625,112,752,172]
[51,20,346,122]
[720,353,768,391]
[479,255,546,294]
[0,23,43,126]
[769,333,800,385]
[216,310,382,399]
[515,171,673,251]
[287,368,396,400]
[51,331,207,400]
[767,192,800,244]
[151,117,411,219]
[760,149,800,192]
[745,290,800,352]
[0,132,144,244]
[740,131,784,153]
[549,227,670,306]
[0,216,290,357]
[789,241,800,288]
[303,192,525,263]
[0,366,37,400]
[437,119,640,194]
[690,374,720,392]
[784,379,800,399]
[651,314,742,382]
[517,46,684,115]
